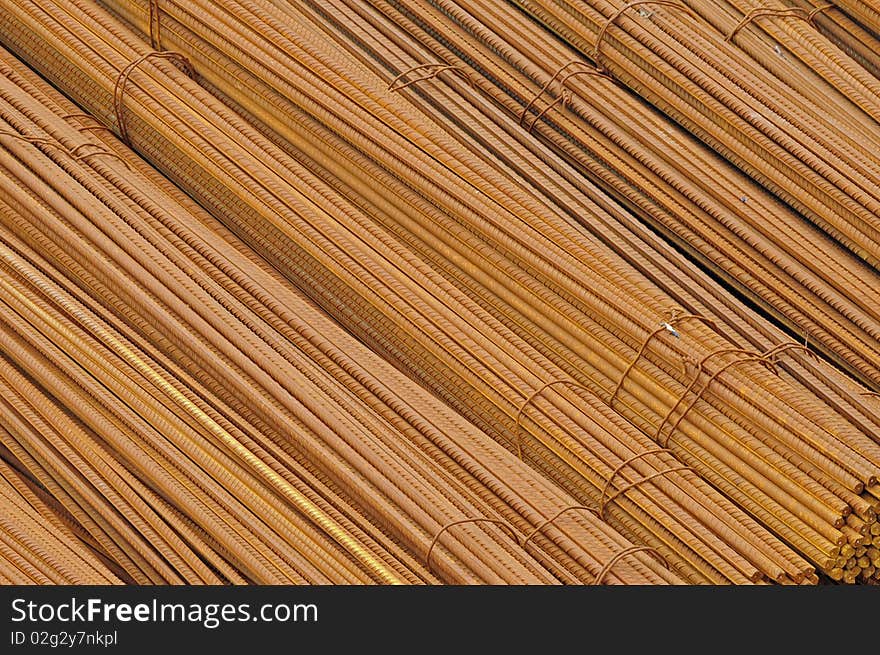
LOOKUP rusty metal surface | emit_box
[1,0,879,584]
[826,0,880,36]
[0,44,679,585]
[359,0,880,390]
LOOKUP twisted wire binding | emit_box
[61,114,126,165]
[593,545,668,584]
[114,51,195,146]
[593,1,698,71]
[0,129,59,149]
[598,447,693,519]
[610,312,717,405]
[519,60,610,129]
[387,63,472,93]
[525,93,568,134]
[425,518,520,573]
[63,114,116,136]
[655,348,775,447]
[725,4,834,41]
[520,505,601,550]
[761,341,819,365]
[0,128,129,169]
[69,142,131,170]
[655,341,809,448]
[514,379,592,459]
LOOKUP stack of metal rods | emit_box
[0,455,123,584]
[310,0,880,452]
[0,0,820,585]
[504,0,880,270]
[93,0,880,582]
[11,0,880,583]
[826,0,880,36]
[0,159,421,585]
[683,0,880,125]
[313,1,880,584]
[317,0,880,391]
[0,47,684,585]
[791,1,880,80]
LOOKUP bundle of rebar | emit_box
[503,0,880,271]
[111,0,880,581]
[7,0,880,584]
[686,0,880,126]
[826,0,880,36]
[791,1,880,80]
[0,455,123,584]
[4,0,880,584]
[321,0,880,392]
[0,0,819,585]
[0,44,687,585]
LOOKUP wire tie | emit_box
[594,545,669,584]
[521,505,601,551]
[514,379,591,459]
[656,347,774,447]
[114,51,195,146]
[610,313,716,406]
[519,60,610,128]
[725,4,834,41]
[387,63,472,92]
[760,341,819,367]
[62,113,115,137]
[525,93,567,133]
[69,142,131,170]
[599,447,684,519]
[0,129,59,149]
[0,128,129,170]
[425,518,520,573]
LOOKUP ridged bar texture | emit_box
[320,0,880,391]
[0,43,679,585]
[1,0,878,584]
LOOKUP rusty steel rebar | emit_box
[2,0,879,583]
[371,0,880,391]
[0,44,678,585]
[825,0,880,36]
[24,0,879,582]
[0,457,122,584]
[507,0,880,265]
[301,0,880,580]
[22,0,872,584]
[89,0,832,584]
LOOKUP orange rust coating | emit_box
[1,0,879,585]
